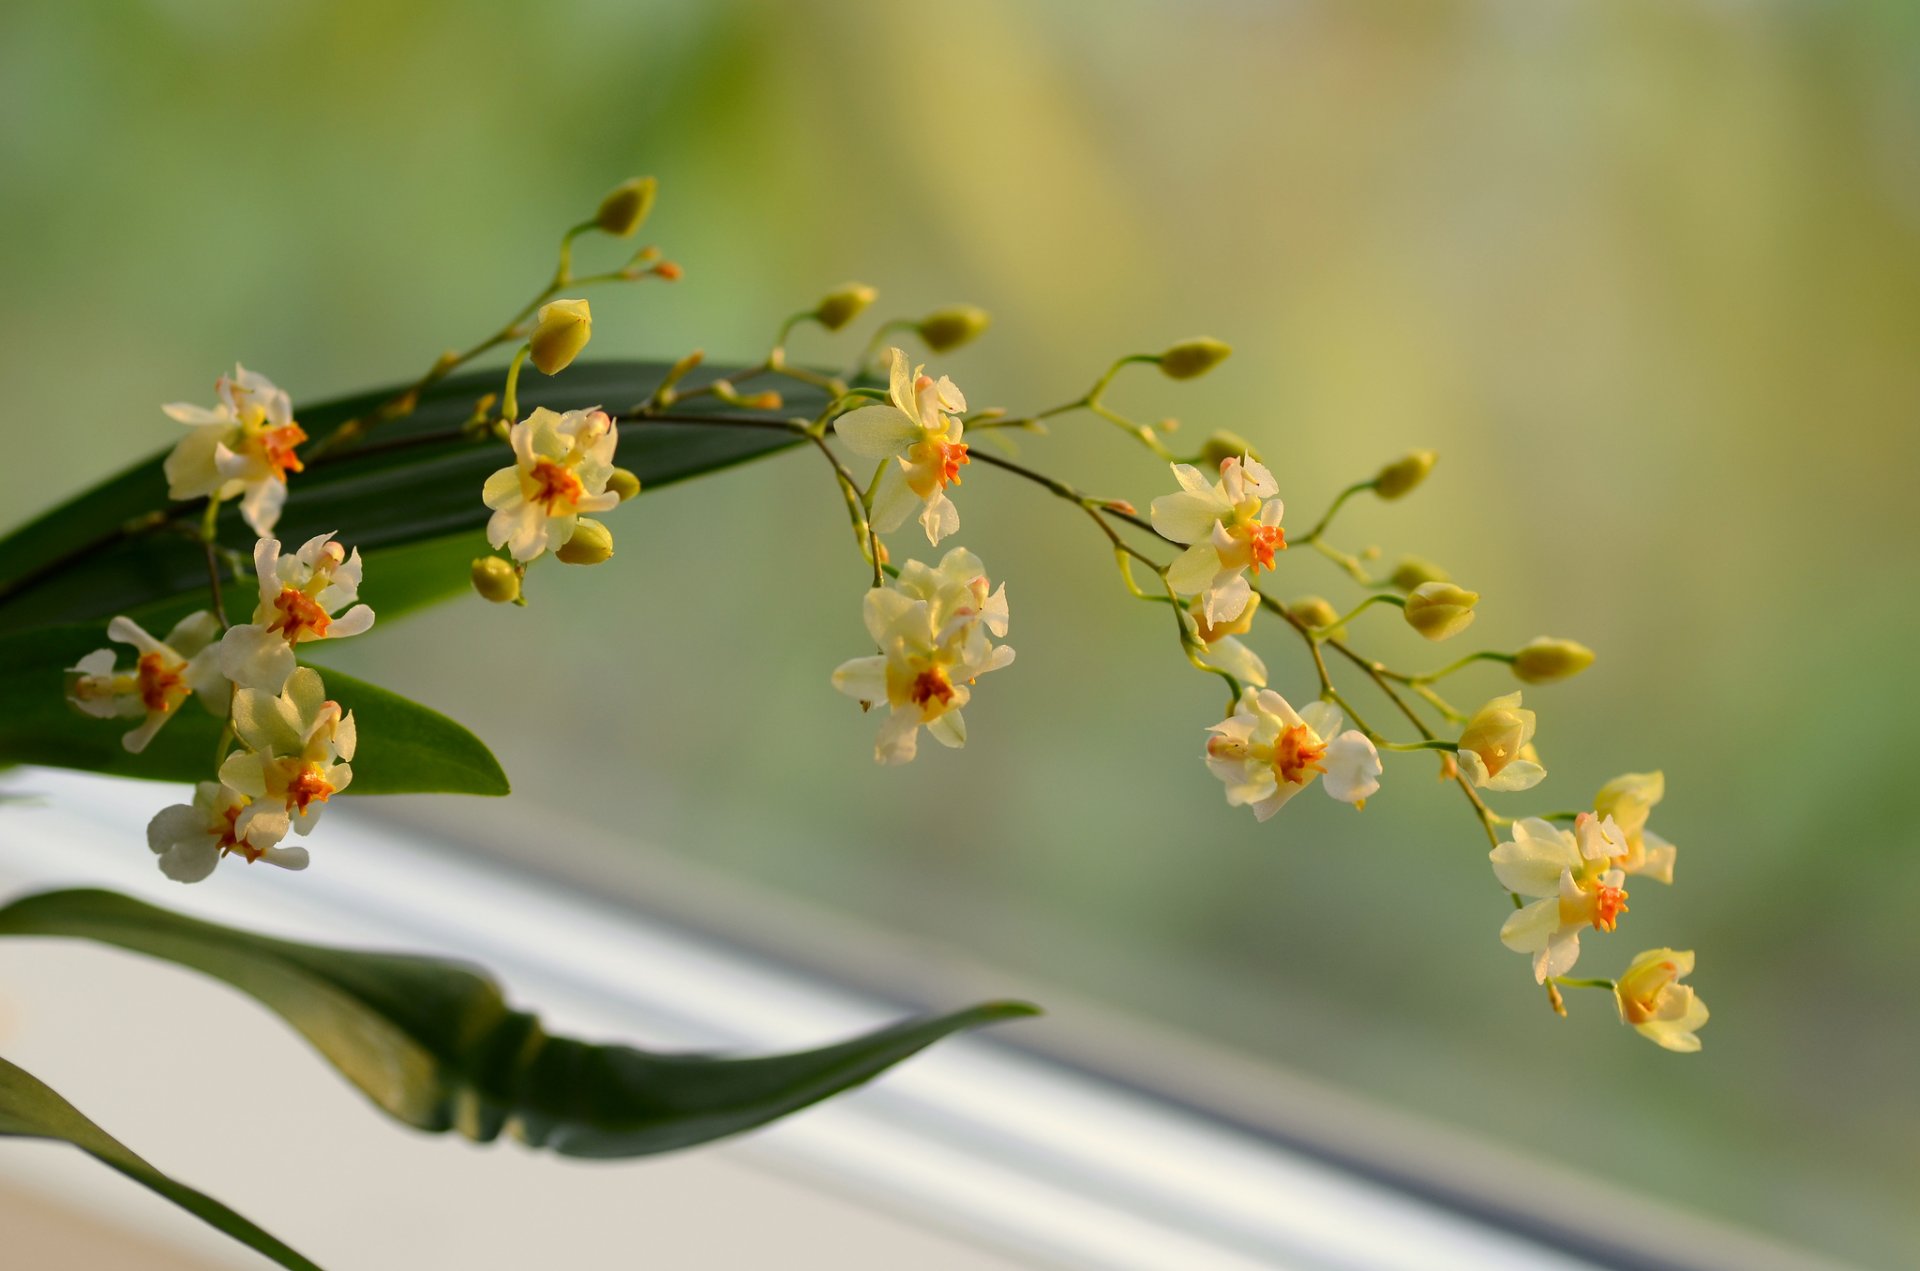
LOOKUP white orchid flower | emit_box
[1204,687,1381,821]
[219,533,375,693]
[1188,593,1268,688]
[145,781,304,883]
[1594,771,1678,883]
[1456,691,1546,792]
[833,348,970,546]
[1614,948,1709,1053]
[831,547,1013,764]
[482,407,620,561]
[1489,817,1629,982]
[162,366,307,535]
[66,611,229,753]
[218,666,356,835]
[1150,456,1286,625]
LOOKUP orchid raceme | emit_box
[831,547,1013,765]
[1151,456,1286,625]
[1204,688,1381,820]
[1188,594,1268,688]
[1489,817,1630,981]
[1614,948,1709,1052]
[1456,691,1546,792]
[482,406,621,561]
[218,667,357,836]
[833,347,970,545]
[162,366,307,535]
[65,612,230,754]
[146,781,305,883]
[220,533,375,693]
[1594,771,1678,884]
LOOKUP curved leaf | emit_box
[0,624,507,795]
[0,1053,322,1270]
[0,889,1038,1157]
[0,361,809,635]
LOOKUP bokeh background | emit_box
[3,1,1917,1266]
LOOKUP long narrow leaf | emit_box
[0,1053,322,1270]
[0,361,807,634]
[0,889,1037,1157]
[0,624,507,795]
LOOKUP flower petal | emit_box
[833,404,920,459]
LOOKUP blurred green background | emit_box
[3,1,1916,1266]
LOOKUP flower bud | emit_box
[1373,450,1436,500]
[1287,595,1341,633]
[917,305,991,353]
[1157,337,1233,381]
[556,517,614,566]
[607,467,642,502]
[1511,636,1595,684]
[529,298,592,376]
[595,177,657,237]
[1197,430,1261,470]
[471,557,520,604]
[1388,555,1450,592]
[1403,581,1479,640]
[816,283,878,332]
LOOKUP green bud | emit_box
[1511,636,1595,684]
[1403,581,1479,641]
[556,517,614,566]
[607,467,642,502]
[917,305,991,353]
[471,557,520,604]
[1157,337,1233,381]
[1197,429,1261,470]
[1288,595,1340,626]
[1388,556,1450,593]
[1373,450,1436,500]
[816,282,878,332]
[1288,595,1342,635]
[528,298,592,376]
[595,177,657,237]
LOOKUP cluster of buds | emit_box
[67,371,372,881]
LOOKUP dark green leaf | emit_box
[0,1052,322,1270]
[0,624,507,795]
[0,889,1038,1158]
[0,361,809,634]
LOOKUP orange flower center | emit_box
[1246,522,1287,572]
[269,587,331,641]
[531,458,584,511]
[261,422,308,479]
[286,765,336,815]
[937,440,970,487]
[1590,883,1630,932]
[1275,724,1327,785]
[135,652,186,713]
[910,667,955,710]
[214,803,267,863]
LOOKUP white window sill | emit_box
[0,770,1824,1270]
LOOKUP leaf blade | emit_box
[0,624,507,795]
[0,889,1036,1158]
[0,1053,323,1271]
[0,361,807,634]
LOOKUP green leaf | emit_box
[0,889,1038,1158]
[0,360,809,635]
[0,624,507,795]
[0,1052,322,1270]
